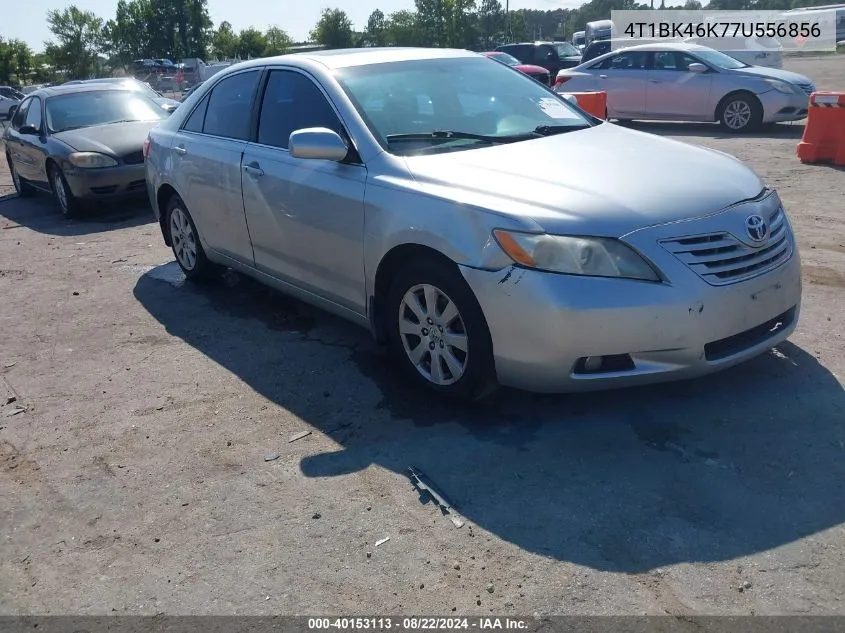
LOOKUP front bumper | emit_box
[63,163,147,200]
[461,244,801,394]
[759,89,810,123]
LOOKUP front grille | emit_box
[123,150,145,165]
[660,204,793,286]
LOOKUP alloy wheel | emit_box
[398,283,469,386]
[724,99,752,130]
[170,206,198,271]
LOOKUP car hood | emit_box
[401,123,764,237]
[515,64,549,74]
[52,121,162,156]
[727,65,811,85]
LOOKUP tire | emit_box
[49,164,78,218]
[386,257,498,401]
[7,154,35,198]
[718,93,762,133]
[165,194,224,281]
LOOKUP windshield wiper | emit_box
[533,124,591,136]
[385,130,527,144]
[106,119,144,124]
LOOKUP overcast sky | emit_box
[6,0,596,52]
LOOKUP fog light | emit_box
[583,356,603,372]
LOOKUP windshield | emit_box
[693,49,749,69]
[336,57,592,156]
[46,90,168,133]
[488,52,521,66]
[555,42,581,57]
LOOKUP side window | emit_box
[257,70,344,150]
[653,51,679,70]
[182,94,209,133]
[597,51,646,70]
[508,45,530,63]
[24,97,42,130]
[677,53,701,71]
[202,70,261,140]
[536,44,556,63]
[11,98,31,130]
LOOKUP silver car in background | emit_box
[145,48,801,399]
[556,43,813,132]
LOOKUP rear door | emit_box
[168,68,262,266]
[645,51,713,119]
[589,51,648,117]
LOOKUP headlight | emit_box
[764,79,796,94]
[68,152,118,168]
[493,229,660,281]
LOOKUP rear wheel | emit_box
[386,257,498,401]
[166,195,224,281]
[7,154,35,198]
[718,93,762,133]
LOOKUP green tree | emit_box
[507,10,529,41]
[0,38,33,84]
[212,21,238,58]
[310,8,355,49]
[45,5,105,79]
[478,0,504,48]
[365,9,388,46]
[264,26,292,56]
[385,10,421,45]
[237,27,267,58]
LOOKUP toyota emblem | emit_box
[745,214,768,242]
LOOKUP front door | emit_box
[241,68,367,313]
[645,51,713,119]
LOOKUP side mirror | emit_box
[289,127,349,162]
[688,63,708,74]
[19,124,39,135]
[561,94,579,105]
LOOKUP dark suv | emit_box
[495,41,582,78]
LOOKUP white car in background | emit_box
[0,86,24,119]
[555,42,813,132]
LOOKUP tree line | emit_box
[0,0,837,85]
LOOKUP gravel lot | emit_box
[1,56,843,616]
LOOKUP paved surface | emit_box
[1,56,844,616]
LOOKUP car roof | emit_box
[589,41,704,52]
[24,83,136,98]
[220,47,482,71]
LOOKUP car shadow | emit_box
[133,263,845,574]
[0,191,154,236]
[615,120,806,140]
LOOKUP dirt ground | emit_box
[1,56,844,617]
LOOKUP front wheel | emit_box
[166,195,224,281]
[718,94,762,133]
[386,258,498,401]
[49,165,78,217]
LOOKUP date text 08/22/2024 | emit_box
[307,618,530,631]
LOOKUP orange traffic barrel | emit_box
[562,91,607,120]
[797,92,845,166]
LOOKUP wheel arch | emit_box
[370,243,460,344]
[715,89,762,122]
[156,183,180,247]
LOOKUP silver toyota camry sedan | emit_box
[144,47,801,399]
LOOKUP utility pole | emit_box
[505,0,510,42]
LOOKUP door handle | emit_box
[243,163,264,177]
[649,79,661,83]
[173,145,187,155]
[599,74,608,79]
